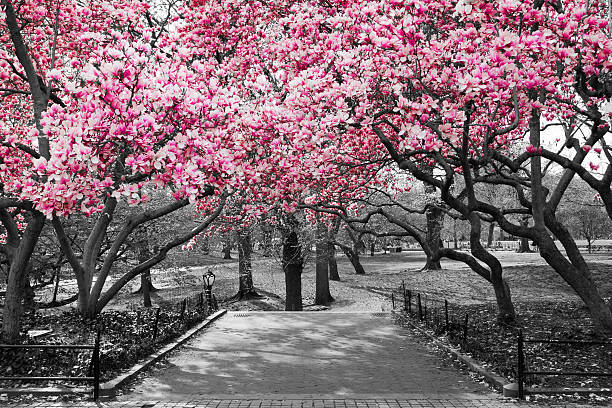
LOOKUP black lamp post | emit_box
[202,270,216,312]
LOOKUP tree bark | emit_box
[517,217,533,253]
[340,245,366,275]
[424,204,443,270]
[2,213,45,343]
[232,228,261,300]
[134,231,155,307]
[222,239,232,259]
[486,222,495,248]
[468,214,516,323]
[315,221,334,305]
[541,210,612,335]
[328,241,340,281]
[282,225,302,311]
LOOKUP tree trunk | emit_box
[486,222,495,248]
[233,229,260,300]
[328,241,340,281]
[2,213,45,343]
[22,272,35,312]
[467,213,516,324]
[222,239,232,259]
[340,245,366,275]
[370,241,375,256]
[315,221,334,305]
[282,227,303,311]
[539,212,612,336]
[587,238,593,254]
[133,230,157,307]
[424,205,443,270]
[517,217,533,253]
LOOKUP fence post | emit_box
[93,329,101,401]
[212,294,218,311]
[417,293,422,320]
[403,289,408,311]
[444,300,449,331]
[407,290,412,314]
[391,292,395,309]
[463,313,469,343]
[518,329,525,400]
[199,292,204,308]
[152,307,161,340]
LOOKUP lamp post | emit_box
[203,270,216,312]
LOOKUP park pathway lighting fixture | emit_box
[203,270,216,312]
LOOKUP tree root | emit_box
[227,289,265,302]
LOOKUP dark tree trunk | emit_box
[424,204,443,270]
[486,222,495,248]
[539,210,612,335]
[282,224,303,311]
[468,213,516,324]
[222,239,232,259]
[328,241,340,281]
[51,267,61,303]
[315,222,334,305]
[141,271,152,308]
[453,219,458,249]
[370,242,375,256]
[134,231,157,307]
[340,245,366,275]
[22,273,35,312]
[232,229,261,300]
[587,238,593,254]
[2,213,45,343]
[517,217,533,253]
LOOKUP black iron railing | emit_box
[517,330,612,399]
[0,330,101,400]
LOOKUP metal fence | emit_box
[0,288,218,400]
[391,285,472,347]
[0,330,101,399]
[517,330,612,399]
[392,283,612,398]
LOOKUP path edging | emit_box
[391,310,509,392]
[100,309,227,398]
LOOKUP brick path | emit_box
[3,397,599,407]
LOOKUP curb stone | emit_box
[100,309,227,398]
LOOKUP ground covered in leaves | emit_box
[0,296,211,389]
[394,299,612,391]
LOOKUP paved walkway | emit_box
[4,312,606,407]
[118,312,489,399]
